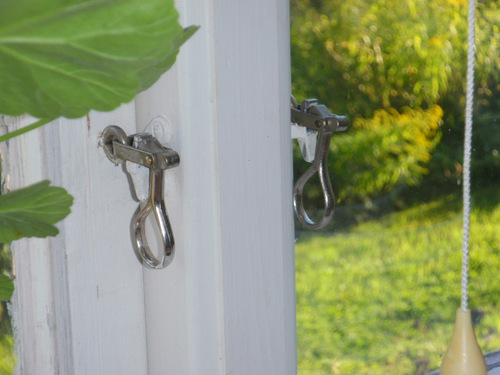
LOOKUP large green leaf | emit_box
[0,181,73,242]
[0,274,14,301]
[0,0,198,119]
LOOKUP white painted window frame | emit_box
[3,0,296,374]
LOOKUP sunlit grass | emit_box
[296,194,500,374]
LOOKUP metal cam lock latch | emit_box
[102,125,179,269]
[291,96,349,230]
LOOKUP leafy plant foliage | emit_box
[0,0,198,140]
[0,275,13,301]
[0,181,73,243]
[291,0,499,117]
[331,106,443,201]
[0,181,72,301]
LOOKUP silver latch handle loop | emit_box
[131,168,174,269]
[293,126,335,230]
[291,96,348,230]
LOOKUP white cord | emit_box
[461,0,477,311]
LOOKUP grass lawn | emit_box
[296,190,500,374]
[0,191,498,375]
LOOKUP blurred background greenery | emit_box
[0,155,15,373]
[291,0,500,206]
[0,243,15,374]
[291,0,500,374]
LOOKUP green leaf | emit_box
[0,181,73,242]
[0,274,14,301]
[0,0,198,119]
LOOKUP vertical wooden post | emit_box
[137,0,296,373]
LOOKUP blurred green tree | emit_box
[331,106,443,202]
[291,0,500,204]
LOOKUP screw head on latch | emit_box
[102,125,129,164]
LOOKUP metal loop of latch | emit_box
[101,125,180,269]
[291,96,349,230]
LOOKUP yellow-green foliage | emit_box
[329,106,442,201]
[0,334,16,374]
[291,0,500,195]
[291,0,499,118]
[296,192,500,374]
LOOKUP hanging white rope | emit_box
[440,3,487,373]
[461,0,477,312]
